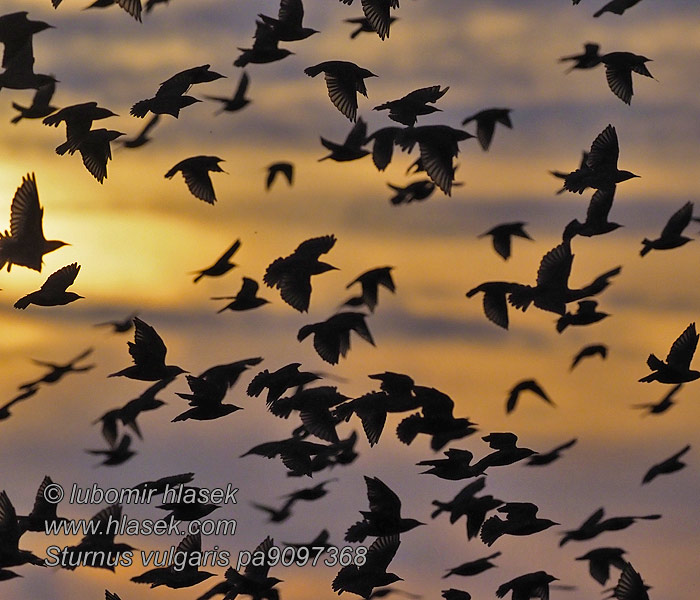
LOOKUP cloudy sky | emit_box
[1,0,699,599]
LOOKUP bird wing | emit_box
[605,64,633,105]
[117,0,142,21]
[219,239,242,262]
[0,491,20,550]
[666,322,698,370]
[365,476,402,517]
[365,534,400,571]
[41,262,79,292]
[183,170,216,204]
[612,563,650,600]
[345,117,368,148]
[324,71,359,121]
[172,533,203,574]
[129,317,168,368]
[243,536,274,580]
[660,201,693,238]
[294,234,337,259]
[586,186,616,223]
[278,0,303,27]
[361,0,391,40]
[239,277,260,298]
[233,71,250,103]
[536,242,573,289]
[9,173,44,244]
[586,124,619,171]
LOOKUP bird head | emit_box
[616,171,639,183]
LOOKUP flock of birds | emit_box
[0,1,695,600]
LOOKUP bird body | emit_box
[14,263,82,309]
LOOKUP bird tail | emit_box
[268,397,293,419]
[640,239,652,257]
[396,413,422,445]
[303,65,323,77]
[246,370,269,399]
[297,324,315,342]
[10,104,24,124]
[555,316,569,333]
[431,501,449,519]
[332,401,355,422]
[13,296,31,310]
[507,285,534,312]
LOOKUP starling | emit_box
[298,312,375,364]
[319,117,370,162]
[639,322,700,383]
[14,263,83,309]
[165,156,226,204]
[600,52,654,104]
[642,445,691,484]
[461,108,512,151]
[266,162,293,190]
[640,201,693,256]
[373,85,449,126]
[206,71,251,114]
[192,239,241,283]
[213,277,270,313]
[479,222,532,260]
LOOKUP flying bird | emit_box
[481,503,558,546]
[639,322,700,383]
[258,0,318,41]
[213,277,270,313]
[632,383,682,415]
[43,102,117,155]
[165,156,226,204]
[319,117,370,162]
[234,20,293,68]
[461,108,512,151]
[83,0,143,22]
[14,262,82,309]
[94,312,139,333]
[343,266,395,312]
[563,186,622,241]
[525,438,577,466]
[298,311,375,364]
[556,300,609,333]
[640,201,693,256]
[479,222,532,260]
[559,507,661,546]
[443,552,501,578]
[264,234,337,312]
[495,571,558,600]
[19,347,94,390]
[332,535,402,598]
[304,60,377,122]
[475,432,537,470]
[418,448,483,480]
[594,0,645,18]
[506,379,554,413]
[600,52,654,104]
[559,42,602,72]
[266,162,293,190]
[607,562,651,600]
[172,374,243,423]
[109,316,187,380]
[571,344,608,370]
[373,85,449,126]
[10,79,56,123]
[87,434,137,466]
[17,476,68,534]
[387,180,436,205]
[564,125,638,193]
[206,71,251,114]
[120,114,160,148]
[247,362,321,406]
[642,445,691,484]
[192,239,241,283]
[76,128,124,183]
[0,491,45,569]
[344,16,398,39]
[0,172,68,272]
[576,547,627,585]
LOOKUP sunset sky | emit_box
[1,1,699,599]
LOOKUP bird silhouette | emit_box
[559,507,661,546]
[0,12,54,92]
[266,162,293,190]
[14,262,82,309]
[251,499,295,523]
[396,125,473,195]
[298,312,374,364]
[282,478,337,502]
[479,222,532,260]
[87,434,136,466]
[576,547,627,585]
[120,114,160,148]
[441,590,471,600]
[632,383,682,415]
[345,476,423,542]
[642,444,691,484]
[304,60,377,122]
[258,0,318,41]
[264,234,337,312]
[247,362,320,406]
[319,117,370,162]
[268,386,347,443]
[77,128,124,183]
[640,201,693,256]
[600,52,654,104]
[343,266,395,312]
[94,312,139,333]
[206,71,251,114]
[496,571,558,600]
[213,277,270,313]
[332,535,402,598]
[476,432,537,469]
[525,438,577,466]
[481,502,558,546]
[387,180,436,205]
[172,374,243,422]
[564,125,638,193]
[443,552,501,578]
[84,0,143,21]
[344,16,398,39]
[156,487,219,521]
[241,435,330,477]
[559,42,602,72]
[556,300,609,333]
[62,505,135,570]
[571,344,608,370]
[365,126,402,170]
[221,536,282,600]
[130,472,194,496]
[10,79,56,123]
[639,322,700,383]
[431,478,503,540]
[145,0,171,12]
[131,533,215,587]
[16,476,67,534]
[0,491,45,569]
[43,102,117,155]
[607,562,651,600]
[418,448,484,480]
[192,239,241,283]
[594,0,644,18]
[109,316,187,380]
[165,156,226,204]
[234,20,293,67]
[0,172,68,272]
[563,186,622,241]
[19,347,94,390]
[373,85,449,126]
[397,386,477,451]
[461,108,512,151]
[506,379,554,413]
